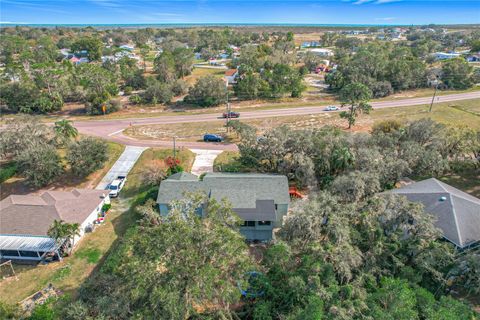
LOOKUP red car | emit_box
[222,111,240,118]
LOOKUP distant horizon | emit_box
[1,1,479,26]
[1,22,479,28]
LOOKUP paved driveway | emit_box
[190,149,224,176]
[96,146,147,190]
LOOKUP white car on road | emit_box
[324,105,340,111]
[108,176,126,198]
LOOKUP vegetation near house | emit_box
[47,220,81,256]
[17,143,63,187]
[184,75,228,107]
[232,118,478,190]
[58,194,253,319]
[338,82,372,128]
[67,137,108,177]
[0,117,111,187]
[54,119,78,145]
[441,57,475,89]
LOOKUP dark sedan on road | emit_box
[203,134,224,142]
[222,111,240,118]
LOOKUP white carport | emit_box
[0,235,60,261]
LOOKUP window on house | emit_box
[275,204,278,210]
[0,250,19,256]
[19,250,39,257]
[243,221,255,227]
[258,221,271,226]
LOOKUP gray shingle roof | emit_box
[389,178,480,248]
[0,189,107,236]
[157,172,289,220]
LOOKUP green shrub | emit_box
[0,162,17,183]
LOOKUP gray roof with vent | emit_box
[389,178,480,248]
[157,172,289,221]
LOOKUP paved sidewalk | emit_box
[190,149,223,176]
[96,146,147,190]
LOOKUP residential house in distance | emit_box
[119,44,135,51]
[301,41,319,48]
[388,178,480,249]
[0,189,109,262]
[467,53,480,62]
[224,69,239,85]
[433,52,461,61]
[157,172,290,242]
[307,48,334,57]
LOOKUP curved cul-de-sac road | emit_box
[73,91,480,150]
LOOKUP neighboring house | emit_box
[157,172,290,242]
[301,41,319,48]
[119,44,134,51]
[433,52,461,60]
[0,189,109,261]
[307,48,334,57]
[224,69,239,84]
[388,178,480,249]
[467,54,480,62]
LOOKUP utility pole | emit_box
[429,78,439,113]
[225,80,230,132]
[173,136,176,160]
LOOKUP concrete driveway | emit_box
[190,149,224,176]
[96,146,147,190]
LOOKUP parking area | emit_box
[96,146,147,190]
[190,149,223,176]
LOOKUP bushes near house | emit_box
[0,162,17,183]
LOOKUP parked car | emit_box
[324,105,340,111]
[108,176,126,197]
[203,134,224,142]
[222,111,240,118]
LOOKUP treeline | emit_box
[232,119,479,191]
[0,117,108,187]
[326,42,478,98]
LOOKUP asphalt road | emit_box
[74,91,480,150]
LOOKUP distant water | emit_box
[0,23,416,28]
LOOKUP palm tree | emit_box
[54,119,78,144]
[47,220,81,256]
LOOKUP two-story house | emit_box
[156,172,290,242]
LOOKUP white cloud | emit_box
[375,0,402,3]
[375,17,397,21]
[89,0,121,8]
[0,21,29,24]
[350,0,402,4]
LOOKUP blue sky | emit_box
[1,0,479,25]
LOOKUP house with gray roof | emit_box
[157,172,290,241]
[388,178,480,249]
[0,189,109,261]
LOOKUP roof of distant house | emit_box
[388,178,480,248]
[224,69,238,77]
[0,189,107,237]
[157,172,290,221]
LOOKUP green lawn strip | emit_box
[121,148,195,198]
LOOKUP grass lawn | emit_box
[121,148,195,198]
[439,166,480,198]
[0,197,135,305]
[122,99,480,141]
[0,141,125,200]
[213,151,246,172]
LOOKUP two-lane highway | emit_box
[73,91,480,150]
